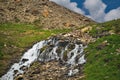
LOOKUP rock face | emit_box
[0,0,94,29]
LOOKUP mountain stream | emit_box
[1,35,86,80]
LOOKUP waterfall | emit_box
[1,36,86,80]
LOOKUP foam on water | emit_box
[1,40,46,80]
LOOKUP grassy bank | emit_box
[0,23,71,76]
[84,19,120,80]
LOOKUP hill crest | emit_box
[0,0,94,29]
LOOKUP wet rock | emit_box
[68,43,75,50]
[49,44,54,47]
[14,70,18,75]
[68,69,79,77]
[63,51,68,61]
[15,74,24,80]
[21,58,29,63]
[58,40,69,47]
[20,65,27,71]
[56,47,62,54]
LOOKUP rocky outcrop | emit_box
[63,29,96,45]
[0,0,94,29]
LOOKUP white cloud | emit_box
[84,0,106,22]
[49,0,120,22]
[105,7,120,21]
[49,0,85,14]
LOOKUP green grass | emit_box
[89,19,120,37]
[102,19,120,33]
[84,19,120,80]
[0,23,71,58]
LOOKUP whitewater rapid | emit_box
[1,36,86,80]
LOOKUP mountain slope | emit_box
[0,0,120,80]
[0,0,94,29]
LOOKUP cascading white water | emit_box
[1,36,86,80]
[0,40,47,80]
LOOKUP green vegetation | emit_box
[102,19,120,33]
[0,23,71,47]
[0,19,120,79]
[0,23,71,76]
[0,23,71,54]
[84,19,120,80]
[89,19,120,37]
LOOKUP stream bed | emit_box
[1,35,86,80]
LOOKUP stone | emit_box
[32,70,40,74]
[81,26,92,33]
[23,61,84,80]
[15,74,24,80]
[14,70,18,75]
[20,65,27,71]
[21,58,29,63]
[58,40,69,47]
[96,40,109,50]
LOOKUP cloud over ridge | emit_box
[49,0,120,22]
[84,0,106,22]
[105,7,120,21]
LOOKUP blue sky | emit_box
[49,0,120,23]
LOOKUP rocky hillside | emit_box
[0,0,120,80]
[0,0,94,29]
